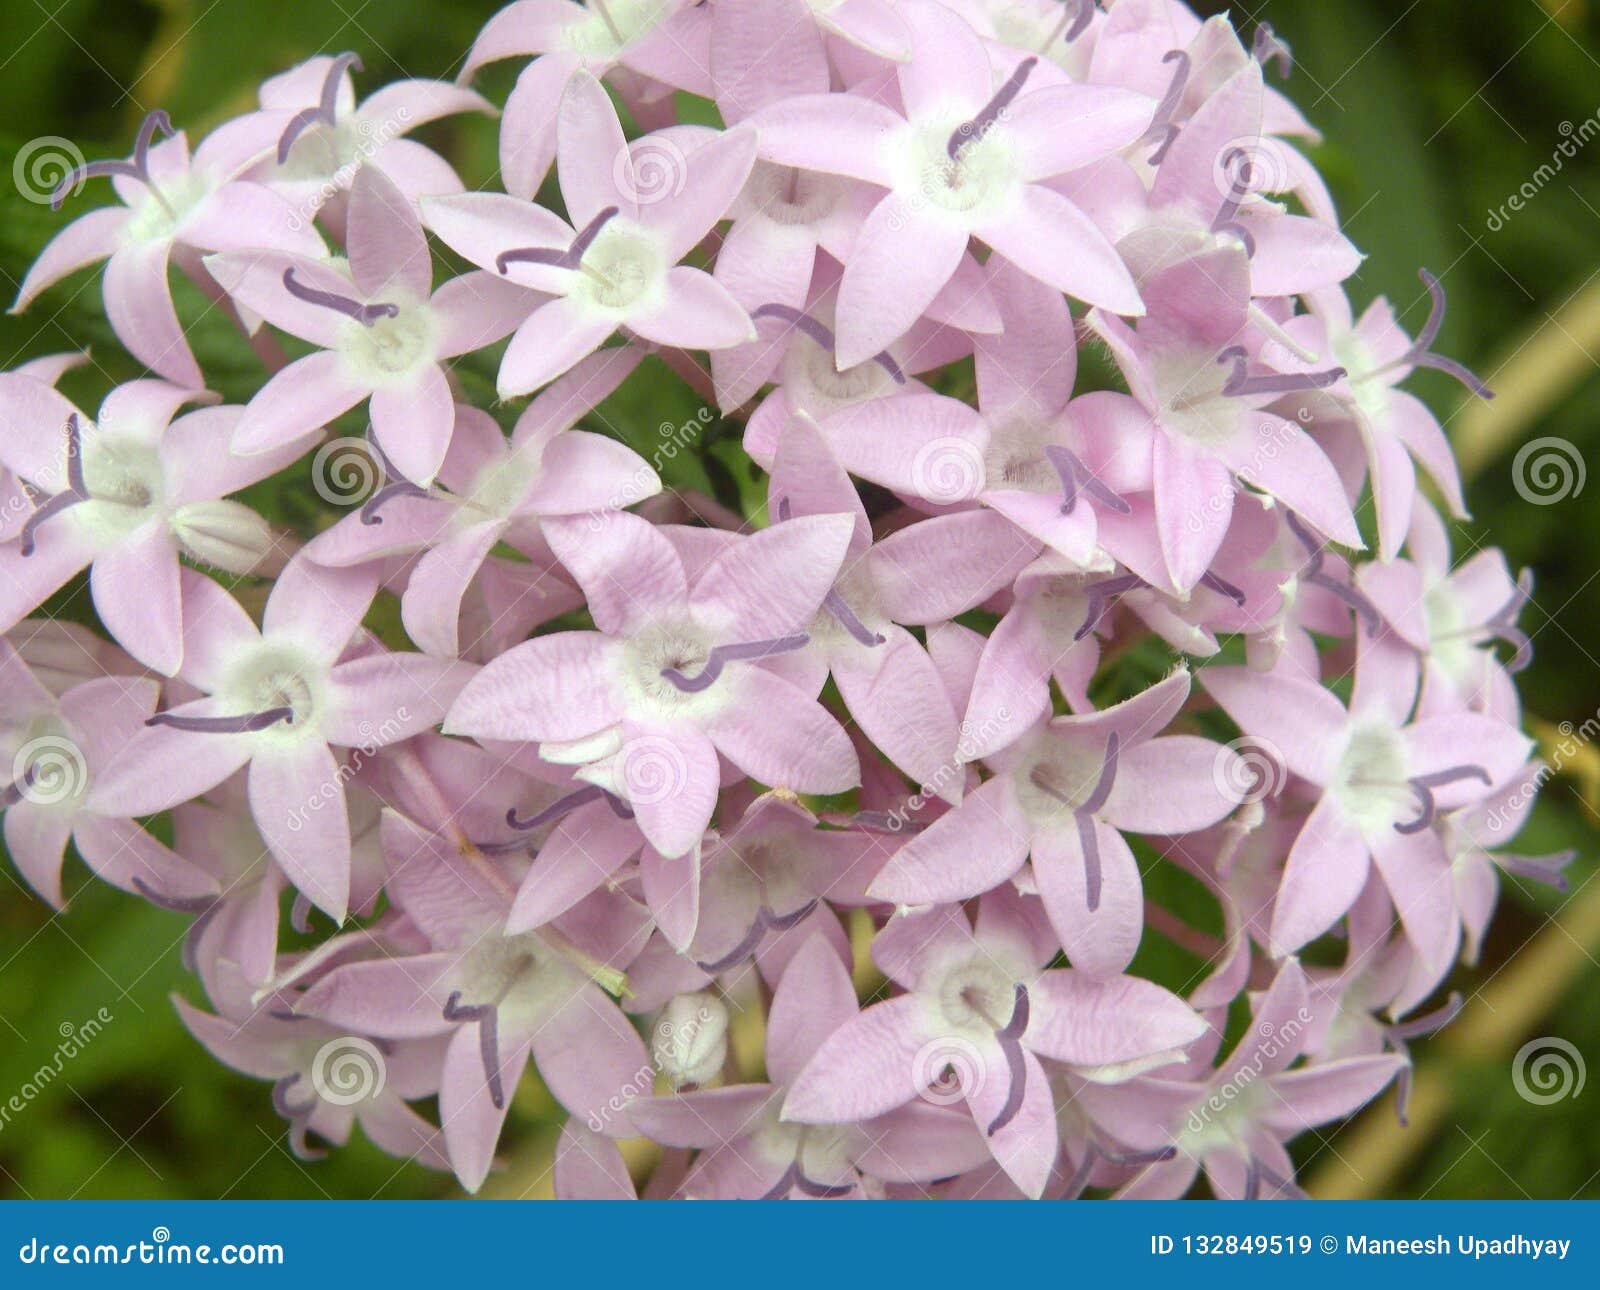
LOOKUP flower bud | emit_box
[652,991,728,1089]
[171,500,274,574]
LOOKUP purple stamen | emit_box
[272,1072,316,1120]
[1252,23,1293,78]
[1481,566,1534,672]
[1389,991,1464,1043]
[1075,573,1145,641]
[752,303,905,384]
[824,589,885,647]
[20,414,90,557]
[1061,0,1096,42]
[291,891,314,935]
[276,53,363,164]
[792,1171,855,1199]
[1395,765,1492,835]
[1210,148,1257,235]
[851,810,924,835]
[1061,1144,1100,1199]
[356,438,430,525]
[760,1162,801,1200]
[52,110,173,209]
[496,205,620,275]
[696,898,820,973]
[133,876,219,971]
[1100,1143,1178,1167]
[1496,850,1576,891]
[1045,445,1132,517]
[1400,270,1494,400]
[1199,570,1247,605]
[1081,732,1119,816]
[147,706,295,734]
[1144,50,1189,165]
[948,57,1037,159]
[506,784,634,831]
[1218,345,1345,398]
[661,633,810,693]
[1255,1161,1308,1200]
[1285,513,1381,636]
[987,983,1031,1135]
[282,267,398,326]
[443,991,506,1109]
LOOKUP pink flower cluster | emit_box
[1,0,1565,1199]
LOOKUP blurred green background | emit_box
[0,0,1596,1199]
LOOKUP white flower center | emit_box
[899,118,1018,222]
[740,162,842,228]
[340,305,435,385]
[570,218,665,315]
[1332,720,1413,834]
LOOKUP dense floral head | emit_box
[0,0,1554,1200]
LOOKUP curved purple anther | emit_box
[1398,270,1494,399]
[1215,220,1257,258]
[1044,444,1132,517]
[1075,811,1104,911]
[290,891,314,935]
[52,110,173,209]
[1389,992,1464,1042]
[1210,148,1257,233]
[1080,733,1120,816]
[1284,512,1380,635]
[760,1161,802,1201]
[792,1171,856,1199]
[282,267,398,326]
[1252,23,1293,78]
[1218,345,1345,398]
[20,414,90,557]
[824,589,884,647]
[357,437,430,524]
[497,205,620,275]
[272,1072,316,1119]
[775,495,793,523]
[661,633,810,693]
[277,53,363,163]
[851,810,924,835]
[1061,1144,1100,1199]
[1198,570,1247,606]
[1497,850,1575,891]
[765,898,820,933]
[1395,765,1492,835]
[1075,573,1144,641]
[753,303,905,384]
[147,706,295,734]
[948,57,1037,159]
[1486,568,1534,672]
[506,783,606,831]
[1145,50,1189,164]
[987,984,1031,1136]
[1099,1143,1178,1167]
[1066,0,1097,41]
[443,991,506,1110]
[696,917,768,975]
[134,877,221,972]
